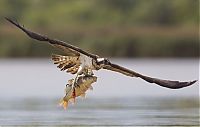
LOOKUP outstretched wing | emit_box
[5,18,98,59]
[52,54,81,74]
[6,17,197,89]
[103,63,197,89]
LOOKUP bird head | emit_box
[97,58,111,66]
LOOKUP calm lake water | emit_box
[0,59,199,126]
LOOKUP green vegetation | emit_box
[0,0,199,58]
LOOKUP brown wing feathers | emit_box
[52,54,80,74]
[5,17,98,59]
[6,17,197,89]
[138,74,197,89]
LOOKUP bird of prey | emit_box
[5,18,197,91]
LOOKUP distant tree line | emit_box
[0,0,199,58]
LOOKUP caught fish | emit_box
[60,75,97,109]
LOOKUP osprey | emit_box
[5,18,197,91]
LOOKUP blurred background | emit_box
[0,0,199,126]
[0,0,199,58]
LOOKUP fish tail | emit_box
[59,100,68,110]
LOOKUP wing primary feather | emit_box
[138,75,197,89]
[62,63,76,71]
[5,17,98,59]
[104,63,197,89]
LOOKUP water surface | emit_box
[0,59,199,126]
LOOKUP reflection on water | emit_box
[0,97,199,126]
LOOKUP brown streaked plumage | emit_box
[52,54,80,74]
[5,17,197,89]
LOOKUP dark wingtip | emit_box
[189,80,198,86]
[5,17,25,30]
[5,17,16,25]
[174,80,198,89]
[4,17,10,21]
[5,17,48,41]
[140,74,198,89]
[5,17,15,26]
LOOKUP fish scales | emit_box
[59,75,97,109]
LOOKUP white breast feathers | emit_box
[79,54,93,68]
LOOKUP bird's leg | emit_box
[71,66,84,99]
[73,66,84,86]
